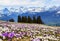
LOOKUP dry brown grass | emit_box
[3,38,31,41]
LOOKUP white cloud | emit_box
[0,0,60,7]
[0,0,45,7]
[57,11,60,14]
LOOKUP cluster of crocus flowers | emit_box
[0,24,42,41]
[0,22,60,41]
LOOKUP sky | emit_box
[0,0,60,7]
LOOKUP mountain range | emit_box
[0,6,60,26]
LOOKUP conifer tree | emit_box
[9,19,14,22]
[33,16,37,23]
[18,15,21,22]
[27,16,32,23]
[37,16,43,24]
[21,16,27,23]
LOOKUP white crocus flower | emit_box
[3,36,6,39]
[0,27,3,31]
[0,39,3,41]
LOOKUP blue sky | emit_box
[0,0,60,7]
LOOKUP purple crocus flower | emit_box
[19,33,22,37]
[19,32,24,37]
[32,38,40,41]
[8,32,15,38]
[2,32,8,37]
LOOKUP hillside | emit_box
[0,21,60,41]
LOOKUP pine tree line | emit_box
[18,15,44,24]
[9,15,44,24]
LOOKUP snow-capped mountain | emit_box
[0,6,60,26]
